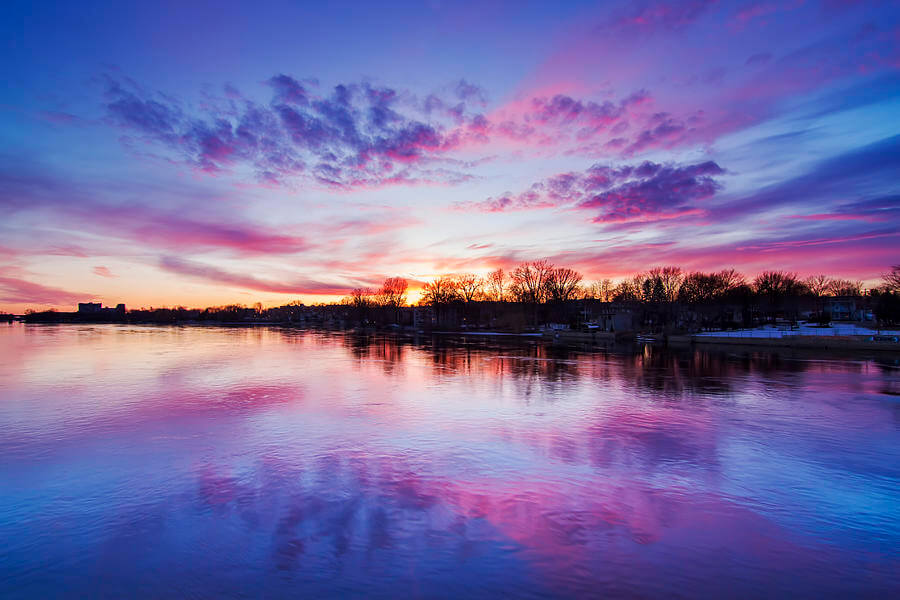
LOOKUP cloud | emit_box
[458,159,725,225]
[114,208,311,255]
[454,79,487,104]
[101,72,733,187]
[103,74,471,189]
[0,276,88,306]
[93,266,116,277]
[158,256,362,296]
[622,113,689,155]
[605,0,719,32]
[714,134,900,221]
[579,161,723,223]
[0,165,312,257]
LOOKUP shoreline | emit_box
[8,320,899,356]
[668,334,900,353]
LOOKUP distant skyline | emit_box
[2,0,899,312]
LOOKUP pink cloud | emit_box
[158,256,364,296]
[93,266,116,278]
[0,276,88,306]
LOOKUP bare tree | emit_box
[454,273,483,302]
[377,277,408,308]
[485,268,506,301]
[543,267,583,302]
[646,266,683,302]
[753,271,806,299]
[804,274,831,297]
[598,278,613,302]
[509,260,553,304]
[679,270,747,304]
[678,272,716,304]
[715,269,745,292]
[883,265,900,292]
[421,276,460,305]
[614,278,641,301]
[585,279,613,301]
[827,279,863,297]
[349,287,374,308]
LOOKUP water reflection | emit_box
[0,325,898,598]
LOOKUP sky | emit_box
[1,0,898,312]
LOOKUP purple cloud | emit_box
[454,79,487,104]
[579,161,724,223]
[103,75,470,189]
[459,160,725,225]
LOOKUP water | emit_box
[1,324,898,598]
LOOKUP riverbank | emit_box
[9,320,900,356]
[669,333,900,353]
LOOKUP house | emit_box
[824,298,856,321]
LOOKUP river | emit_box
[1,324,898,598]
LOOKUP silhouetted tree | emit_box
[543,267,583,302]
[613,278,641,301]
[509,260,553,304]
[455,273,483,302]
[678,272,719,304]
[753,271,807,322]
[421,276,460,305]
[716,269,746,292]
[376,277,408,324]
[586,278,613,302]
[827,279,864,297]
[485,268,506,302]
[647,266,683,302]
[882,265,900,292]
[875,291,900,325]
[341,287,375,324]
[377,277,408,308]
[804,274,831,297]
[753,271,805,298]
[679,269,748,304]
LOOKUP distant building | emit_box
[77,302,126,316]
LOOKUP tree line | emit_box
[18,264,900,328]
[336,263,900,328]
[343,262,898,307]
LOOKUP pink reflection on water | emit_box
[0,324,898,597]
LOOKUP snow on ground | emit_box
[694,323,900,339]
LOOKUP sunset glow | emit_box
[2,1,899,312]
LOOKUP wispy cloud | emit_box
[158,256,368,296]
[92,266,116,278]
[0,276,88,306]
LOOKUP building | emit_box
[77,302,126,316]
